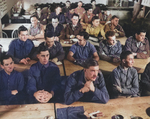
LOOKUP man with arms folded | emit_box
[38,31,65,64]
[124,29,149,59]
[0,53,25,105]
[8,25,34,64]
[64,59,109,105]
[111,51,139,98]
[67,31,99,66]
[26,46,61,103]
[98,30,122,62]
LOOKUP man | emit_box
[141,62,150,96]
[38,31,65,64]
[8,25,34,64]
[46,16,64,41]
[64,59,109,105]
[111,51,139,98]
[74,1,85,19]
[62,0,71,14]
[0,53,25,105]
[67,31,99,66]
[98,31,122,62]
[104,15,125,37]
[26,46,61,103]
[28,15,44,40]
[65,13,83,39]
[124,29,149,59]
[91,0,101,16]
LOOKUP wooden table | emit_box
[63,58,150,76]
[14,60,65,76]
[0,103,55,119]
[56,96,150,119]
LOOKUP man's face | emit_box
[124,54,134,68]
[135,32,146,42]
[56,7,62,14]
[66,2,70,7]
[107,35,116,45]
[71,16,79,26]
[84,66,99,81]
[87,9,93,15]
[46,37,55,48]
[92,19,100,27]
[31,17,38,26]
[77,35,86,46]
[91,1,96,6]
[19,30,28,42]
[112,18,119,26]
[52,18,59,27]
[37,51,50,65]
[1,57,14,75]
[37,8,41,14]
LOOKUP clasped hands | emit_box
[34,90,53,103]
[79,81,95,93]
[113,84,122,93]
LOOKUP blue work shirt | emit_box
[64,70,109,105]
[69,41,97,60]
[8,39,34,63]
[98,40,122,61]
[0,70,24,104]
[26,61,61,102]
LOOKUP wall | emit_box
[23,0,108,10]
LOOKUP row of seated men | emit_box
[33,0,109,25]
[0,24,150,105]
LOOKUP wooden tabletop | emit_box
[0,103,55,119]
[56,96,150,119]
[14,60,65,76]
[63,58,150,76]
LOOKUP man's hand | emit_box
[54,37,59,41]
[19,58,28,64]
[11,90,18,95]
[85,81,95,92]
[113,57,120,63]
[132,53,137,56]
[51,58,58,64]
[79,86,90,93]
[70,35,75,39]
[42,91,53,103]
[34,90,45,103]
[113,84,122,93]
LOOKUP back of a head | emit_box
[120,51,132,61]
[105,30,115,40]
[37,45,49,54]
[18,25,28,34]
[83,58,99,69]
[0,52,13,65]
[78,31,89,40]
[44,31,54,39]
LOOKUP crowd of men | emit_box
[0,0,150,105]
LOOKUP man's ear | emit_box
[1,64,4,69]
[122,59,125,64]
[84,69,86,73]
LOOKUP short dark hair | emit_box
[83,58,99,69]
[91,16,99,24]
[78,1,83,4]
[0,52,13,65]
[30,14,39,20]
[71,13,79,18]
[52,16,59,21]
[66,0,70,3]
[105,31,115,40]
[91,0,96,3]
[78,31,89,40]
[135,29,146,35]
[120,51,132,61]
[111,15,119,20]
[18,25,28,34]
[44,31,54,39]
[37,45,49,54]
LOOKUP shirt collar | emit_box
[38,61,50,70]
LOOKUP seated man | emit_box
[0,53,25,105]
[65,5,75,24]
[28,15,44,40]
[46,16,64,41]
[98,30,122,62]
[38,31,65,64]
[67,31,99,66]
[141,62,150,96]
[104,15,125,37]
[8,25,34,64]
[86,16,105,43]
[124,29,149,59]
[64,59,109,105]
[62,0,71,14]
[65,13,83,39]
[26,46,61,103]
[74,1,85,19]
[111,51,139,98]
